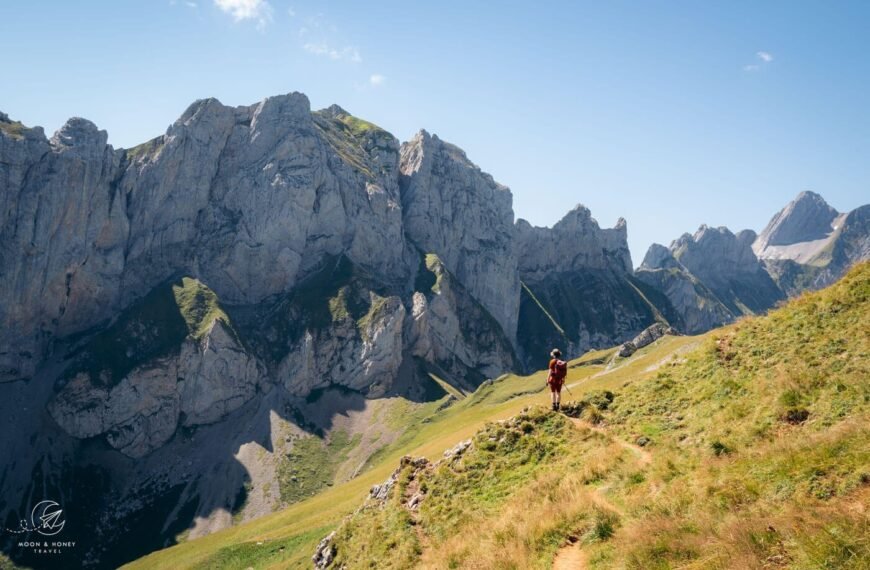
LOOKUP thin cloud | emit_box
[743,50,774,72]
[303,42,362,63]
[213,0,273,29]
[369,74,385,86]
[287,7,295,17]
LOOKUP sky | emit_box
[2,0,869,263]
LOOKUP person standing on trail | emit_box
[547,349,568,411]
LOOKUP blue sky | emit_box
[2,1,868,263]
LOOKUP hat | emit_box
[550,348,562,358]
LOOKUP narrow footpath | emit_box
[552,418,652,570]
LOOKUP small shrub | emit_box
[586,390,616,410]
[711,441,732,456]
[779,389,802,407]
[561,392,617,419]
[584,408,605,425]
[628,471,646,485]
[587,512,618,542]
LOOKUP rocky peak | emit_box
[250,92,313,131]
[552,203,593,230]
[321,103,350,118]
[637,223,783,335]
[754,191,840,251]
[553,205,628,240]
[736,229,757,249]
[639,243,679,270]
[49,117,108,151]
[516,205,632,280]
[673,225,759,275]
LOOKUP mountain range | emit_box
[0,94,867,568]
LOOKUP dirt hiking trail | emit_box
[552,417,652,569]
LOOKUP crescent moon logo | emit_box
[31,500,65,537]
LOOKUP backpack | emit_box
[552,359,568,381]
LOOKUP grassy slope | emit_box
[125,263,868,570]
[591,261,869,569]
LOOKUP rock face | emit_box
[670,225,784,315]
[636,225,785,333]
[404,254,518,388]
[400,130,520,340]
[753,192,869,294]
[45,278,264,458]
[635,246,734,334]
[754,191,841,255]
[514,206,681,368]
[0,95,415,384]
[0,114,126,383]
[48,319,262,458]
[515,205,632,279]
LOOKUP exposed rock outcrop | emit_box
[47,285,264,457]
[313,531,338,570]
[405,254,518,388]
[515,205,632,279]
[670,225,784,315]
[0,115,126,382]
[0,94,418,385]
[617,322,675,358]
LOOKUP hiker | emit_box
[547,348,568,411]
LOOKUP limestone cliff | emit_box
[0,96,521,568]
[399,130,520,340]
[514,206,679,367]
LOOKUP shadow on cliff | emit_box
[0,255,489,569]
[0,354,451,569]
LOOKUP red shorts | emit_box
[548,380,563,393]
